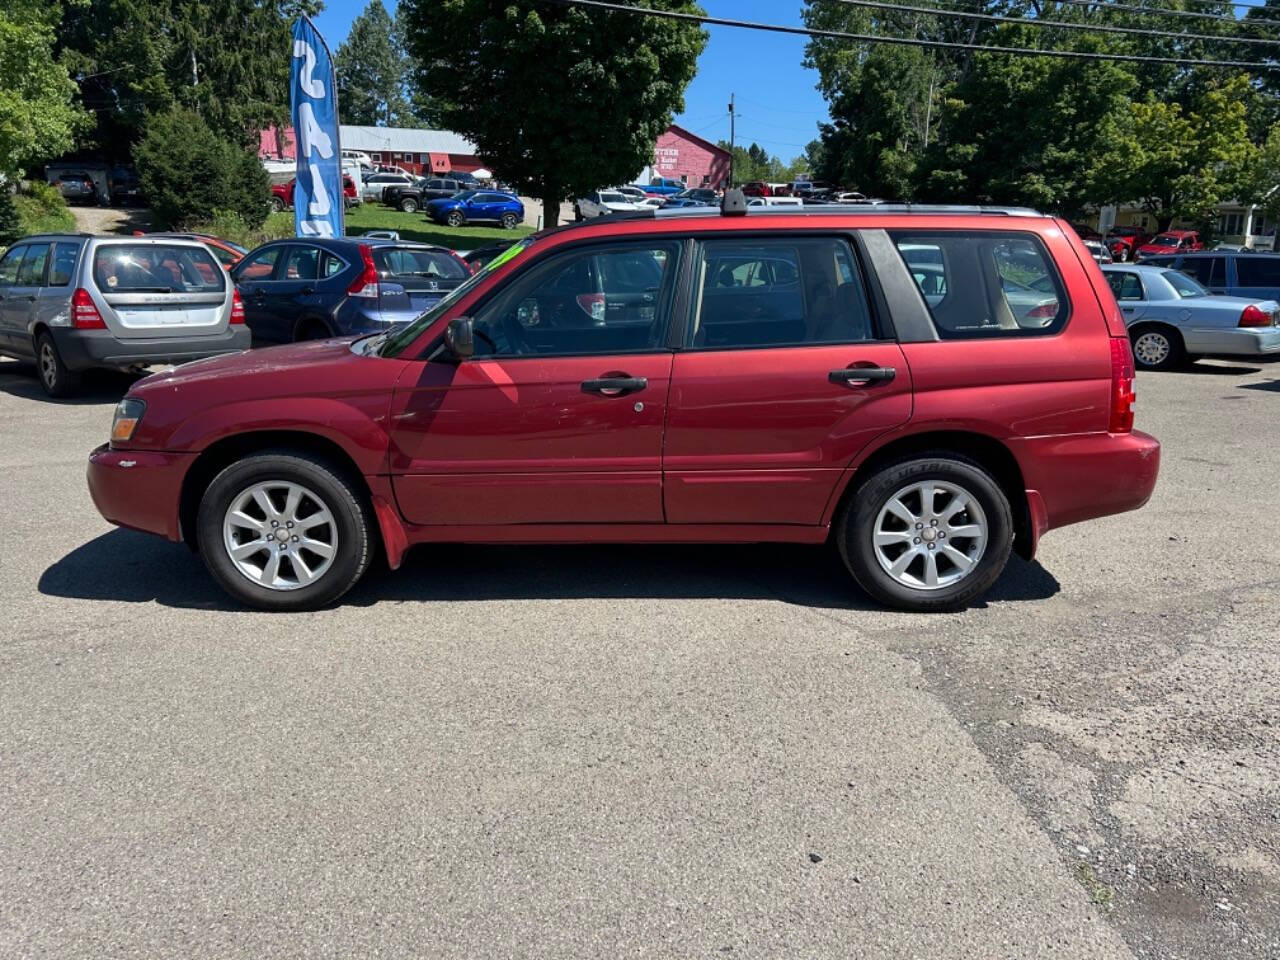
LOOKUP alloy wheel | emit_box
[872,480,988,591]
[39,342,58,390]
[222,480,338,591]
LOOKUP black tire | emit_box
[447,210,465,228]
[269,197,284,213]
[196,450,374,611]
[294,319,330,342]
[35,330,82,398]
[1130,324,1185,371]
[500,212,519,230]
[837,453,1014,612]
[400,197,418,213]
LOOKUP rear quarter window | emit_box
[890,231,1068,337]
[93,244,226,293]
[1234,256,1280,288]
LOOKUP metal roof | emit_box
[339,125,477,155]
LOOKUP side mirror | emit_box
[445,315,474,359]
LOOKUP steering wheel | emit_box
[473,326,498,353]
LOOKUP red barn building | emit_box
[645,124,731,189]
[260,124,481,176]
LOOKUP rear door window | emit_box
[891,231,1068,336]
[1234,256,1280,288]
[16,244,50,285]
[690,237,875,348]
[93,244,226,293]
[281,245,319,281]
[1106,272,1145,301]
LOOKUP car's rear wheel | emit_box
[35,331,82,398]
[196,451,374,611]
[838,454,1013,612]
[1130,325,1184,371]
[447,210,465,227]
[500,212,519,230]
[400,197,418,213]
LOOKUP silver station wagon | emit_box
[0,235,250,396]
[1101,263,1280,370]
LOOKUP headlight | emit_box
[110,398,146,444]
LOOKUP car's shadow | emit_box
[1175,361,1262,376]
[1239,378,1280,393]
[0,361,141,404]
[39,530,1061,613]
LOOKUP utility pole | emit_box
[728,93,736,189]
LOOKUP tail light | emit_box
[230,288,245,324]
[1109,336,1136,433]
[72,288,106,329]
[348,244,379,298]
[1238,304,1272,327]
[1025,301,1059,321]
[576,292,606,323]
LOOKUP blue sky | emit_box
[312,0,832,163]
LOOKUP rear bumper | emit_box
[1184,325,1280,357]
[87,444,193,541]
[50,326,251,371]
[1011,430,1161,544]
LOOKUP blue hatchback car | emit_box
[231,237,472,343]
[425,189,524,229]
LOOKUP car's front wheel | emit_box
[447,210,465,227]
[269,197,284,213]
[838,454,1013,612]
[196,451,375,611]
[35,331,82,398]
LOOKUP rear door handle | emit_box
[829,366,896,384]
[581,376,647,396]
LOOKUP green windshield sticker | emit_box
[487,242,526,271]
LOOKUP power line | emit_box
[537,0,1280,69]
[834,0,1280,45]
[1055,0,1280,30]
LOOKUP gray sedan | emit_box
[1101,264,1280,370]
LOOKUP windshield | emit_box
[1150,235,1179,247]
[451,189,479,202]
[1163,270,1208,298]
[377,236,538,357]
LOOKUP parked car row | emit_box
[268,175,359,213]
[1102,226,1204,262]
[0,231,493,396]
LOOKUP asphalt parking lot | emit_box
[0,355,1276,960]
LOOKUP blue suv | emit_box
[231,237,473,343]
[426,190,524,229]
[1140,250,1280,303]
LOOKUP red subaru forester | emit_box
[87,196,1160,612]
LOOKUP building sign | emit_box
[290,17,343,238]
[655,147,679,172]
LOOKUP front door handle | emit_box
[829,366,896,384]
[581,376,647,396]
[301,286,314,295]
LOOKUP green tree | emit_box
[1091,75,1257,230]
[401,0,707,225]
[336,0,416,126]
[0,0,86,179]
[135,107,270,229]
[57,0,322,153]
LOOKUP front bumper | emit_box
[87,444,194,542]
[50,326,251,372]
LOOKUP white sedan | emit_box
[1102,264,1280,370]
[573,189,650,219]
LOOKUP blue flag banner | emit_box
[290,17,343,238]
